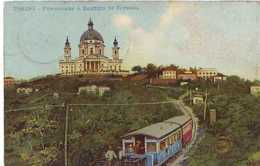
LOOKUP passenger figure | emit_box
[105,145,117,166]
[135,140,145,154]
[127,144,134,159]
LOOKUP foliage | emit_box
[5,108,64,166]
[188,76,260,166]
[131,65,143,73]
[5,78,182,166]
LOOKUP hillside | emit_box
[4,75,184,166]
[185,76,260,165]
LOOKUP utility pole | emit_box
[189,88,192,105]
[203,88,208,121]
[64,104,69,166]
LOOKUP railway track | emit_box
[168,92,199,166]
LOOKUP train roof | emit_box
[164,115,191,125]
[123,115,191,140]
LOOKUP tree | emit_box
[8,109,60,166]
[131,65,143,73]
[145,63,158,78]
[169,64,179,69]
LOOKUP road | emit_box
[167,92,200,166]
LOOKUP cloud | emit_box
[114,4,190,68]
[113,14,134,28]
[114,3,260,80]
[158,2,187,30]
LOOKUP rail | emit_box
[95,157,146,166]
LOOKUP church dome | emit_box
[80,19,104,42]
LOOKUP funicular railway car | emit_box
[121,115,193,166]
[165,116,193,147]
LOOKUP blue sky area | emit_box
[4,1,260,80]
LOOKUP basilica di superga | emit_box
[59,19,129,76]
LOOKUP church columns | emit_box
[82,61,102,72]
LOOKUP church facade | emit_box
[59,19,128,76]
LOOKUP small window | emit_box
[90,48,93,54]
[147,142,156,153]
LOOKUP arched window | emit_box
[82,49,85,54]
[90,48,93,54]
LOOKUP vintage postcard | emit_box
[3,1,260,166]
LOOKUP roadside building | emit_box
[16,87,33,95]
[78,85,98,95]
[4,76,15,87]
[98,86,111,96]
[197,68,218,80]
[213,73,227,82]
[193,95,204,105]
[159,66,177,80]
[250,85,260,97]
[78,85,110,96]
[177,70,197,81]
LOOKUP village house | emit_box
[16,85,40,95]
[159,66,177,80]
[98,86,111,96]
[78,85,97,95]
[213,73,227,82]
[177,70,197,81]
[193,95,204,105]
[197,68,218,80]
[16,87,33,94]
[250,85,260,97]
[78,85,110,96]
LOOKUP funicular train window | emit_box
[166,137,170,146]
[171,134,176,144]
[177,130,181,139]
[147,142,156,153]
[125,142,134,153]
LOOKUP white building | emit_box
[78,85,110,96]
[193,95,204,105]
[250,85,260,97]
[78,85,97,95]
[98,86,111,96]
[59,19,128,76]
[159,66,177,80]
[16,87,33,94]
[213,73,227,82]
[197,68,218,80]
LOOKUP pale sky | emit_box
[4,1,260,80]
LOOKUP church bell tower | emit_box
[64,36,71,61]
[112,37,120,60]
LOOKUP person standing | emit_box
[105,145,117,166]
